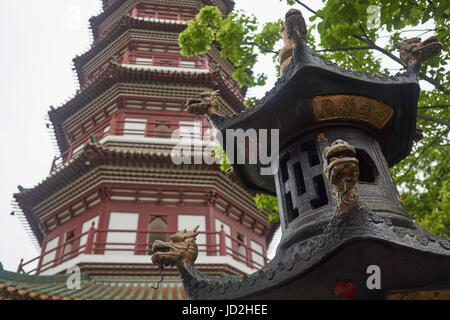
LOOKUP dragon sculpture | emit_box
[322,140,361,216]
[185,90,220,116]
[279,8,307,74]
[151,226,200,267]
[394,36,442,67]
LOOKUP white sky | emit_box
[0,0,432,271]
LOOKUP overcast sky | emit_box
[0,0,315,272]
[0,0,431,272]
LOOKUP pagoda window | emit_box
[237,233,246,263]
[63,230,75,258]
[179,121,202,141]
[103,125,110,137]
[154,124,171,138]
[106,212,139,255]
[135,57,153,67]
[80,216,99,248]
[148,217,168,255]
[178,215,206,256]
[180,60,196,68]
[123,118,147,137]
[250,240,264,267]
[41,236,59,267]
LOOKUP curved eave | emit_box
[178,208,450,300]
[209,44,420,195]
[91,0,129,40]
[100,0,235,15]
[13,143,270,245]
[14,143,219,210]
[213,45,420,132]
[51,64,245,153]
[75,14,187,87]
[93,0,235,41]
[13,143,221,243]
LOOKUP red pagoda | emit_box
[5,0,274,301]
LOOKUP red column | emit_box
[219,225,226,256]
[84,222,96,254]
[246,238,253,268]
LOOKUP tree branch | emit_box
[417,114,450,128]
[396,128,450,184]
[353,27,450,95]
[292,2,449,95]
[418,73,450,95]
[418,105,450,109]
[315,46,372,52]
[292,0,318,15]
[248,42,278,55]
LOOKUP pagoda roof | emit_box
[13,143,213,245]
[100,0,235,15]
[0,263,186,300]
[15,143,218,209]
[51,63,245,153]
[76,14,187,84]
[209,42,420,195]
[92,0,235,41]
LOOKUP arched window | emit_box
[148,217,168,254]
[63,230,75,258]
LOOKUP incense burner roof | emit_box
[209,41,420,195]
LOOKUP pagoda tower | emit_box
[11,0,274,300]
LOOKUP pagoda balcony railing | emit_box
[126,52,208,70]
[17,226,267,275]
[96,6,195,44]
[131,2,197,21]
[114,119,214,140]
[50,121,214,174]
[50,123,111,174]
[131,9,195,21]
[83,51,209,91]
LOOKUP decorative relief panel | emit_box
[313,95,394,129]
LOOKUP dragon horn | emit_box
[192,225,200,237]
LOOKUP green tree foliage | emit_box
[180,1,449,236]
[179,6,282,87]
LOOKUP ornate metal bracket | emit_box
[322,140,361,216]
[394,36,442,67]
[185,90,220,116]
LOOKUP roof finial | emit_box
[285,9,307,49]
[394,36,442,70]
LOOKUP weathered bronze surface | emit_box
[185,90,219,116]
[176,8,450,300]
[322,140,361,216]
[285,9,307,49]
[313,95,394,129]
[394,36,442,67]
[152,226,200,267]
[279,27,294,75]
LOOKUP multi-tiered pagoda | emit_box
[3,0,274,300]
